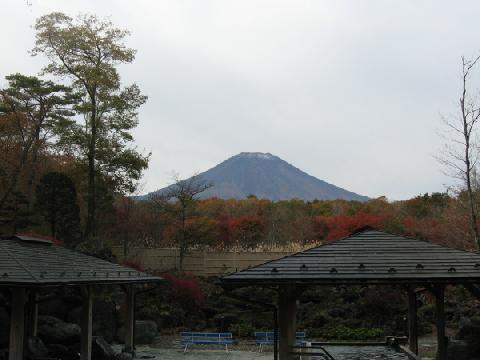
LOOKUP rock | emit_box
[68,300,117,343]
[38,315,81,345]
[0,308,8,347]
[448,339,469,360]
[92,336,116,360]
[47,343,80,360]
[115,352,133,360]
[117,320,158,345]
[26,337,49,358]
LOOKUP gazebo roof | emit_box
[222,228,480,286]
[0,235,162,287]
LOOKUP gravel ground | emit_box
[113,343,408,360]
[114,346,271,360]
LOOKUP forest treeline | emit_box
[111,192,477,257]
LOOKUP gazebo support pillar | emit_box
[125,284,136,354]
[407,286,418,354]
[278,286,297,360]
[80,286,93,360]
[26,289,39,338]
[434,285,447,360]
[9,287,27,360]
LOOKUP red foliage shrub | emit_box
[161,272,205,307]
[402,216,474,250]
[315,212,392,241]
[123,260,145,272]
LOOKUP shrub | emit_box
[228,322,256,338]
[317,325,384,340]
[161,272,205,307]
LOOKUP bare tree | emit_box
[150,174,212,271]
[438,56,480,249]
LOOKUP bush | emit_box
[228,322,256,338]
[315,325,384,341]
[161,273,205,307]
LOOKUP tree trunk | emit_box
[179,206,186,272]
[26,133,41,211]
[460,65,480,249]
[85,100,97,242]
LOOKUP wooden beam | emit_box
[9,287,27,360]
[434,285,447,360]
[278,286,297,360]
[408,286,418,354]
[80,286,93,360]
[26,289,39,338]
[125,284,135,353]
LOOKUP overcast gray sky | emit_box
[3,0,480,200]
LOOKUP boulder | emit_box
[26,337,49,359]
[115,352,133,360]
[117,320,158,345]
[38,315,81,345]
[68,300,117,343]
[92,336,116,360]
[47,343,80,360]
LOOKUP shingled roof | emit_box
[0,235,162,286]
[222,228,480,286]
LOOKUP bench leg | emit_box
[184,343,189,353]
[225,344,228,352]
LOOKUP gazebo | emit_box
[0,235,163,360]
[222,227,480,360]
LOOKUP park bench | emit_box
[255,331,307,352]
[178,332,234,352]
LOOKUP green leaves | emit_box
[32,11,149,238]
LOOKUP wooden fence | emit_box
[112,247,293,277]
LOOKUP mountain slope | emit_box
[146,152,368,201]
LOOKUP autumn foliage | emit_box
[161,272,205,307]
[108,192,479,255]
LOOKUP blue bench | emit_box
[255,331,307,352]
[178,332,234,352]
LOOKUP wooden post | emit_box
[435,285,447,360]
[26,289,39,338]
[80,286,93,360]
[278,286,297,360]
[125,284,135,353]
[9,287,27,360]
[408,286,418,354]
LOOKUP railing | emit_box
[289,344,336,360]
